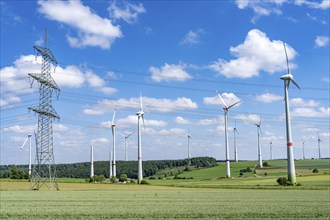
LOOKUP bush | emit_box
[140,179,149,185]
[239,172,243,176]
[276,177,293,186]
[312,168,319,173]
[110,176,116,183]
[119,174,128,182]
[149,176,156,180]
[130,179,136,184]
[264,172,267,176]
[263,161,269,167]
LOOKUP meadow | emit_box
[1,159,329,219]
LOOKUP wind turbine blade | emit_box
[236,128,239,135]
[216,90,227,108]
[140,93,143,112]
[291,78,300,90]
[142,115,146,130]
[127,132,135,138]
[259,127,263,136]
[20,137,29,151]
[227,100,241,109]
[283,43,291,75]
[112,108,117,125]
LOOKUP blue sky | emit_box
[1,0,329,165]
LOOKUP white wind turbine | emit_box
[233,120,239,163]
[254,117,263,168]
[216,91,241,178]
[109,150,112,178]
[90,145,94,178]
[136,94,145,184]
[20,134,32,176]
[111,108,117,178]
[121,132,135,161]
[281,42,300,184]
[301,139,305,160]
[270,141,273,160]
[187,130,192,164]
[317,132,322,159]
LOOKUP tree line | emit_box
[0,157,217,179]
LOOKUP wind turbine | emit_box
[19,134,32,176]
[317,132,322,159]
[122,132,135,161]
[216,91,241,178]
[301,139,305,160]
[270,141,273,160]
[111,108,117,178]
[233,120,239,163]
[136,94,145,184]
[109,150,112,178]
[254,117,263,168]
[281,42,300,184]
[90,145,94,178]
[187,130,192,165]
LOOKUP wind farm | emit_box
[1,1,329,219]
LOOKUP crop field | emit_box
[1,159,329,219]
[1,187,330,219]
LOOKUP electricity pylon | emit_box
[28,29,60,190]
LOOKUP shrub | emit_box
[239,172,243,176]
[140,179,149,185]
[264,172,267,176]
[110,176,116,183]
[119,174,128,182]
[149,176,156,180]
[263,161,269,167]
[130,179,136,184]
[312,168,319,173]
[277,177,288,186]
[296,183,302,186]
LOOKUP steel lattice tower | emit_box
[28,30,60,190]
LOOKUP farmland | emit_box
[1,159,329,219]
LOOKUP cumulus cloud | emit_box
[209,29,297,78]
[108,1,146,24]
[290,98,320,107]
[315,36,329,47]
[149,63,193,82]
[38,0,122,49]
[203,93,241,107]
[83,96,198,115]
[295,0,330,9]
[255,93,282,103]
[114,115,167,127]
[234,114,261,124]
[180,29,204,45]
[175,116,191,125]
[291,107,330,118]
[158,128,187,137]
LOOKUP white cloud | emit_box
[175,116,191,125]
[235,0,284,22]
[181,29,204,45]
[91,138,110,145]
[235,114,261,124]
[295,0,330,9]
[209,29,297,78]
[53,124,69,132]
[149,63,193,82]
[290,98,320,107]
[197,117,219,126]
[158,128,187,137]
[321,77,330,83]
[2,125,36,133]
[108,1,146,24]
[85,70,117,95]
[291,107,330,118]
[255,93,282,103]
[38,0,122,49]
[0,95,21,108]
[115,115,167,127]
[203,93,241,107]
[315,36,329,48]
[83,96,198,115]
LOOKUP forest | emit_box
[0,157,217,179]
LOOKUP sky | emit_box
[1,0,329,166]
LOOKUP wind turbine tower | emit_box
[216,91,241,178]
[254,118,263,168]
[90,145,94,178]
[280,42,300,184]
[302,140,305,160]
[136,94,145,183]
[111,108,117,178]
[317,132,322,159]
[109,150,112,178]
[233,120,239,162]
[28,29,60,190]
[123,132,134,161]
[20,134,33,176]
[187,131,192,165]
[270,141,273,160]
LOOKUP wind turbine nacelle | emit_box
[280,74,293,80]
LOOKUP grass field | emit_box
[1,159,329,219]
[1,188,329,219]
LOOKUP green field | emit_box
[1,159,329,219]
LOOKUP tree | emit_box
[119,174,128,182]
